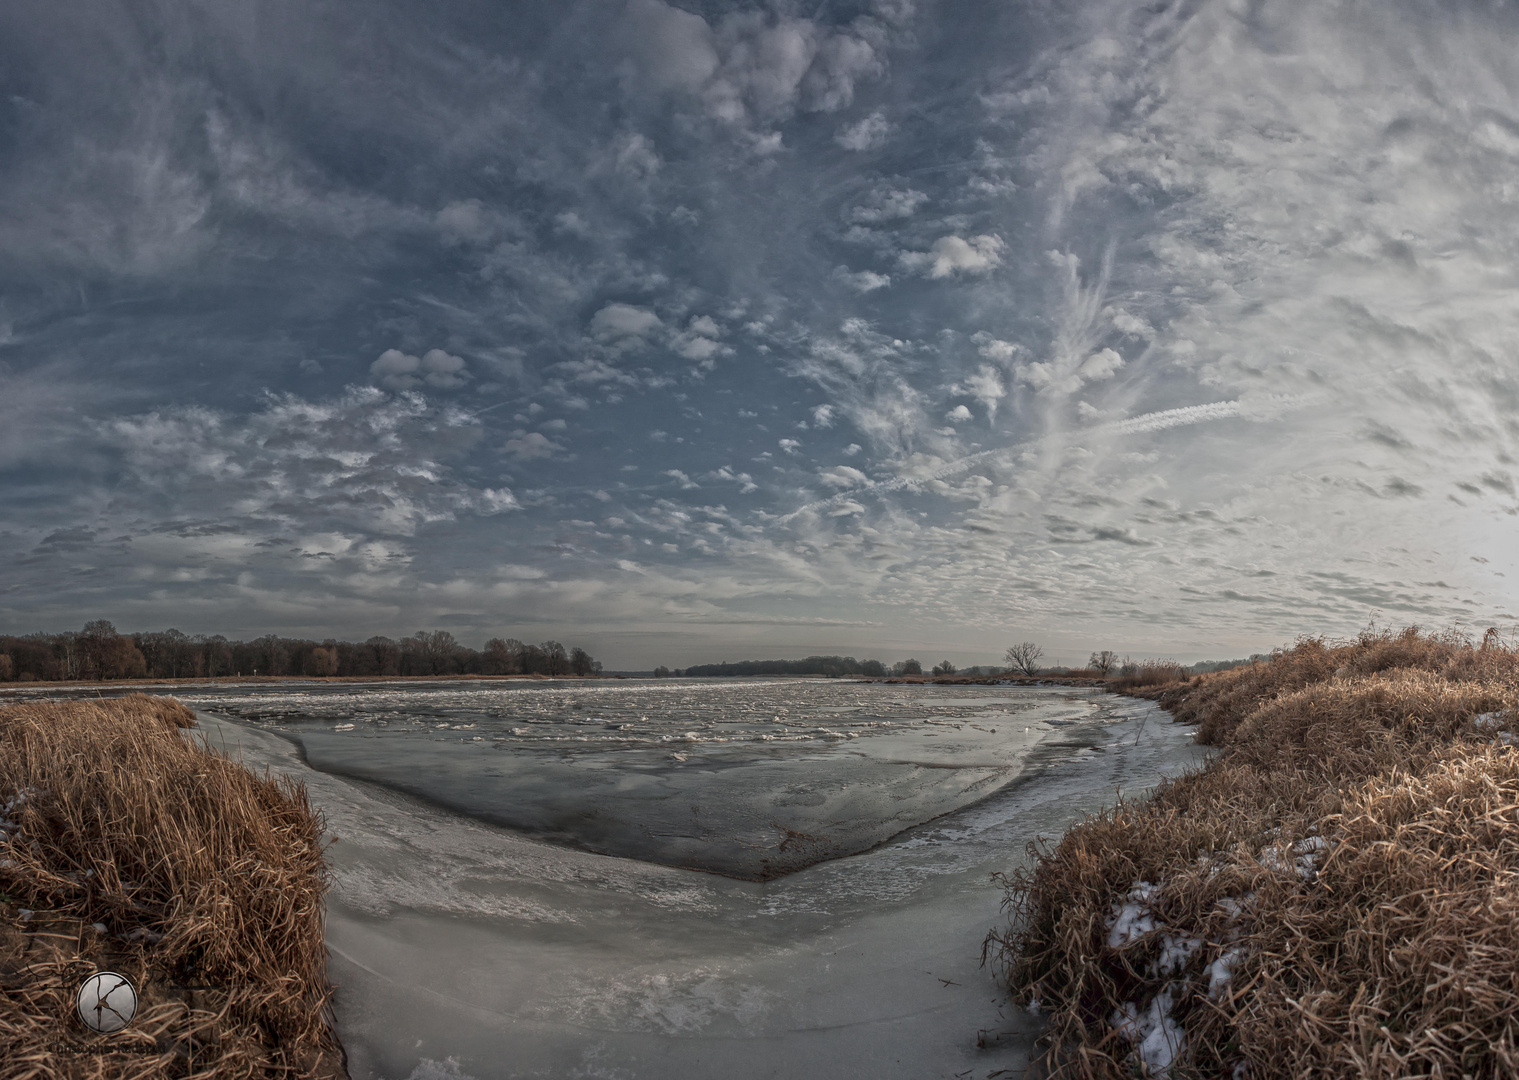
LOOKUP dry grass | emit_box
[0,694,345,1078]
[986,626,1519,1078]
[1108,662,1190,693]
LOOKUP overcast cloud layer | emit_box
[3,0,1518,667]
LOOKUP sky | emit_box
[3,0,1519,669]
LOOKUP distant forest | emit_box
[675,656,892,678]
[668,655,1262,679]
[0,621,601,682]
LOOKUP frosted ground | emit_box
[152,680,1202,1079]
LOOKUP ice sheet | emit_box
[179,680,1091,880]
[172,684,1207,1080]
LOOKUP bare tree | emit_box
[1089,650,1118,675]
[540,641,570,677]
[1004,642,1043,676]
[483,638,519,675]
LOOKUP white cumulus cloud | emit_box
[833,267,891,293]
[954,365,1007,418]
[503,431,563,461]
[903,235,1005,278]
[818,465,868,487]
[371,348,472,391]
[835,110,892,151]
[590,303,663,343]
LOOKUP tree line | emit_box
[0,621,602,682]
[667,657,977,678]
[674,656,892,678]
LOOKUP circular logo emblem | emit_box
[76,971,137,1033]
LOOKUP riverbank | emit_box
[0,695,346,1077]
[879,675,1108,687]
[0,672,587,691]
[987,627,1519,1078]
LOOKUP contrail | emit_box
[1106,400,1242,435]
[779,398,1253,523]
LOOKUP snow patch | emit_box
[1260,835,1331,880]
[1152,933,1203,977]
[1106,881,1158,947]
[1112,985,1187,1075]
[1473,711,1508,731]
[1206,947,1245,1000]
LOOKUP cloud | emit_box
[972,333,1023,365]
[1091,526,1153,547]
[818,465,869,488]
[672,314,730,365]
[554,356,640,387]
[946,404,972,423]
[435,200,497,245]
[812,404,836,428]
[503,431,563,461]
[475,488,520,514]
[554,210,591,235]
[620,0,721,93]
[833,267,891,292]
[94,388,500,544]
[590,303,663,343]
[847,186,928,223]
[709,466,758,493]
[903,235,1005,278]
[953,365,1007,418]
[1105,305,1154,339]
[1078,347,1124,382]
[835,111,892,151]
[614,133,662,179]
[619,1,890,130]
[371,349,473,391]
[778,438,802,454]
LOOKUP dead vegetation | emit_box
[985,626,1519,1078]
[0,694,345,1078]
[1107,661,1190,693]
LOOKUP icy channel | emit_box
[164,681,1206,1079]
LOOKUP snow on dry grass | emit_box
[985,626,1519,1078]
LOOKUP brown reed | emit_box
[985,626,1519,1079]
[0,694,345,1078]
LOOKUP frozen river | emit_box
[35,679,1207,1079]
